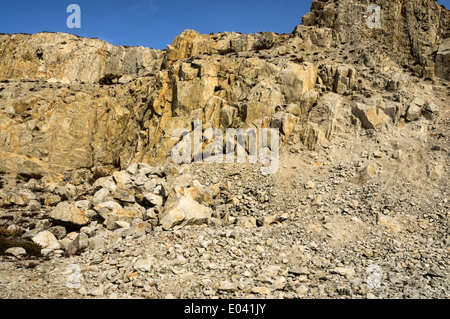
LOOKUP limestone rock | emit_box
[159,195,212,230]
[352,103,389,130]
[0,33,162,83]
[32,230,60,250]
[303,0,450,78]
[49,202,89,228]
[100,208,142,230]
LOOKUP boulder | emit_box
[352,103,389,130]
[159,195,212,230]
[406,97,426,122]
[5,247,27,258]
[49,202,89,228]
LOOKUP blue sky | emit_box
[0,0,449,50]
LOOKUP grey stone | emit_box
[406,98,426,122]
[75,200,91,211]
[93,188,112,206]
[32,231,60,250]
[27,200,41,211]
[113,189,136,203]
[144,193,164,206]
[159,195,212,230]
[93,177,116,192]
[289,267,310,276]
[94,201,123,216]
[5,247,27,258]
[133,258,152,272]
[50,202,89,228]
[88,236,106,251]
[48,226,67,240]
[218,281,238,293]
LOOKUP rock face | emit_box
[0,0,448,177]
[435,38,450,80]
[0,1,446,183]
[302,0,450,79]
[0,32,162,83]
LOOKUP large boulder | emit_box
[32,231,60,250]
[159,195,212,230]
[49,202,89,228]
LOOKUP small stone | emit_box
[40,248,54,257]
[270,277,286,290]
[32,231,60,250]
[80,226,96,237]
[262,265,281,277]
[251,286,271,295]
[295,285,309,295]
[134,258,152,272]
[289,267,310,276]
[304,180,315,189]
[121,221,149,238]
[27,200,41,211]
[113,171,132,189]
[330,267,355,277]
[65,233,84,256]
[373,151,385,158]
[406,97,425,122]
[36,219,52,230]
[159,195,212,230]
[144,193,164,206]
[5,247,27,258]
[93,188,112,206]
[94,201,123,216]
[88,236,106,251]
[48,226,67,240]
[113,220,131,230]
[75,200,91,211]
[218,281,238,293]
[113,189,136,203]
[238,216,257,228]
[87,286,104,297]
[93,176,116,192]
[44,194,62,206]
[119,75,133,84]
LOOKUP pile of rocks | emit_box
[1,163,238,257]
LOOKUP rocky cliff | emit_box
[0,32,162,83]
[0,0,449,299]
[0,0,448,177]
[302,0,450,79]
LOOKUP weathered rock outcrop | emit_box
[0,32,163,83]
[0,0,448,177]
[302,0,450,79]
[436,37,450,80]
